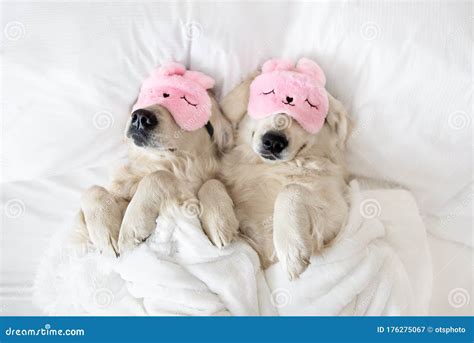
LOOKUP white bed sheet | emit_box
[1,1,472,315]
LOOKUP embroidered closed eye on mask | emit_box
[248,58,329,134]
[133,62,215,131]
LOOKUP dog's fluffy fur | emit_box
[220,73,351,279]
[73,95,239,255]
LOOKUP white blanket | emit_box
[34,181,432,315]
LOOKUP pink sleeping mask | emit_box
[133,62,215,131]
[248,58,329,134]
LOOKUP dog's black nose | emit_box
[131,109,158,131]
[285,96,293,103]
[261,131,288,155]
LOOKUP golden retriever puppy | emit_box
[72,63,238,256]
[220,58,351,279]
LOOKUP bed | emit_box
[1,1,471,315]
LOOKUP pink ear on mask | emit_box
[261,58,294,73]
[184,70,215,90]
[296,57,326,86]
[156,62,186,77]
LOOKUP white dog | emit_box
[220,62,351,280]
[73,64,238,256]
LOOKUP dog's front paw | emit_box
[275,241,311,281]
[197,179,240,249]
[200,206,239,249]
[75,209,120,258]
[118,214,156,253]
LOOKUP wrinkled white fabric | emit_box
[34,182,432,316]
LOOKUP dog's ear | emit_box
[209,95,234,153]
[326,93,352,150]
[220,71,259,128]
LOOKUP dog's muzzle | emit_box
[127,109,158,146]
[259,131,288,160]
